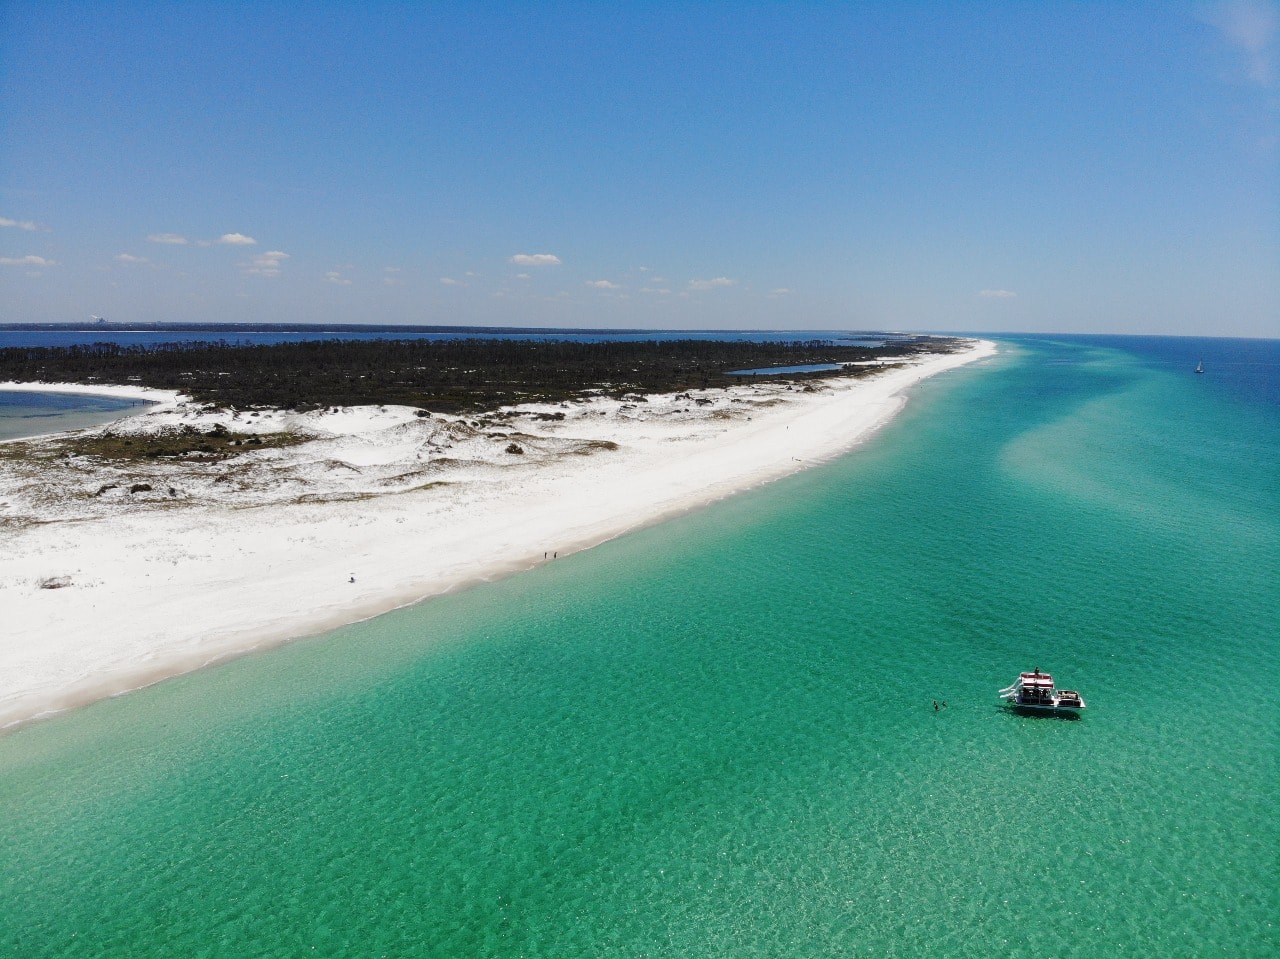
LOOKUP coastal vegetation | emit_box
[0,336,961,413]
[0,423,305,465]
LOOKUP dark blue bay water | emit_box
[0,324,887,349]
[0,390,156,441]
[1,335,1275,957]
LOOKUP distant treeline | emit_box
[0,337,961,413]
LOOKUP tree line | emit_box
[0,336,960,413]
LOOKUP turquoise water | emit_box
[0,390,155,441]
[1,336,1276,957]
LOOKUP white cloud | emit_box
[244,250,289,277]
[978,289,1018,298]
[440,276,462,285]
[148,232,189,245]
[768,287,794,297]
[639,287,672,295]
[509,253,561,267]
[0,216,46,232]
[586,279,620,289]
[515,272,531,280]
[0,254,55,267]
[326,270,352,286]
[219,232,257,246]
[1203,0,1278,86]
[688,276,735,290]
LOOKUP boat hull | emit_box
[1005,701,1085,718]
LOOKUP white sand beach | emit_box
[0,340,995,729]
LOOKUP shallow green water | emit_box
[2,336,1276,957]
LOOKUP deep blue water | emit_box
[1040,333,1280,412]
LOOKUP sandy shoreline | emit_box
[0,340,995,730]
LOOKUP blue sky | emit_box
[2,2,1276,335]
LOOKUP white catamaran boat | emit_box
[998,670,1086,716]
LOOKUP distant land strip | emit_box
[0,336,963,414]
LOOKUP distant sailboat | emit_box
[1195,359,1204,374]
